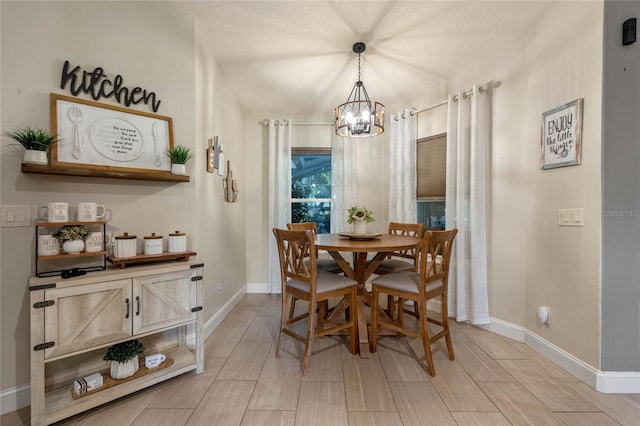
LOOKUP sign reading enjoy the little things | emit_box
[541,98,583,169]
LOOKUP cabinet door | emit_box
[133,269,197,334]
[44,279,133,359]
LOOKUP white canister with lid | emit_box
[113,232,137,258]
[168,230,186,253]
[144,233,163,255]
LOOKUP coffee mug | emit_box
[84,231,111,253]
[77,202,106,222]
[38,234,60,256]
[38,202,69,222]
[145,353,166,369]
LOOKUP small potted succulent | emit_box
[166,145,193,175]
[3,125,57,165]
[103,339,145,379]
[347,205,375,234]
[53,225,90,254]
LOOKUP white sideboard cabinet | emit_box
[29,262,204,425]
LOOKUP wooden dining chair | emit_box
[286,222,342,320]
[370,228,458,376]
[272,228,358,375]
[287,222,342,274]
[373,221,424,318]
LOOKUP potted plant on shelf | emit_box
[347,205,375,234]
[3,125,57,165]
[166,145,193,175]
[53,225,90,254]
[103,339,145,380]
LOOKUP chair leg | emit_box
[418,299,436,376]
[276,293,288,359]
[348,288,357,354]
[387,294,396,319]
[301,300,316,376]
[441,294,455,360]
[288,296,297,319]
[370,286,379,353]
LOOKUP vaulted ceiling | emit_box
[173,1,551,118]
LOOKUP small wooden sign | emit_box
[206,138,215,173]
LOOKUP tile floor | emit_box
[2,293,639,425]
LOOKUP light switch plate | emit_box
[558,208,584,226]
[0,205,32,227]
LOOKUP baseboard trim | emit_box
[0,383,30,415]
[482,317,639,394]
[246,282,269,294]
[419,300,638,394]
[202,284,247,340]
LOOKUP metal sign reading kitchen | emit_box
[60,60,162,112]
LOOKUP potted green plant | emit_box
[53,225,90,254]
[3,125,57,165]
[347,205,375,234]
[103,339,145,379]
[165,145,193,175]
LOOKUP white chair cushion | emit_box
[372,271,443,294]
[375,259,414,274]
[288,271,357,294]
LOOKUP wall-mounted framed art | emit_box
[50,93,174,176]
[541,98,583,170]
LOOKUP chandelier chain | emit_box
[358,53,361,81]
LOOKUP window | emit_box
[417,133,446,230]
[291,148,332,233]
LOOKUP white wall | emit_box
[445,2,603,368]
[0,0,246,399]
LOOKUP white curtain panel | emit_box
[445,85,491,324]
[267,119,292,293]
[331,131,358,232]
[389,109,417,223]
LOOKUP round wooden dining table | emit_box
[314,232,422,357]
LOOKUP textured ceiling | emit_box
[172,1,551,118]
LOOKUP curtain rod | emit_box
[261,120,332,126]
[406,79,501,118]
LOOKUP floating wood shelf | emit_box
[107,251,197,269]
[22,163,189,183]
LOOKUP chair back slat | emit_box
[387,221,424,263]
[287,222,319,234]
[418,229,458,288]
[273,228,317,290]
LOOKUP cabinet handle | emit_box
[125,298,130,319]
[136,296,140,316]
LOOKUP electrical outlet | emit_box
[217,283,223,293]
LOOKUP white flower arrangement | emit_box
[347,205,375,224]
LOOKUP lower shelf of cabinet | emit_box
[42,345,197,425]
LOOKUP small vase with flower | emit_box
[347,205,375,234]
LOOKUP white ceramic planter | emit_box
[353,220,367,234]
[171,164,186,175]
[23,150,48,165]
[110,357,139,380]
[62,239,85,254]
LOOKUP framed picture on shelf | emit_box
[50,93,174,176]
[541,98,583,170]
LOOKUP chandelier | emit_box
[334,42,385,137]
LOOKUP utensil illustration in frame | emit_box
[50,93,174,175]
